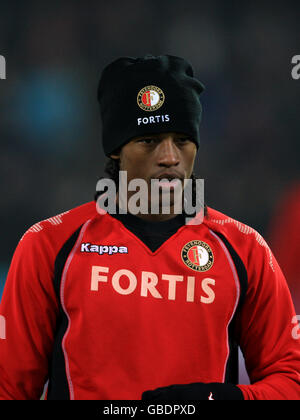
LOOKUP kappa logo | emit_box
[81,243,128,255]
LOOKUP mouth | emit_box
[151,172,184,189]
[153,171,184,181]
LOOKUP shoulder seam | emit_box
[207,217,275,272]
[20,211,71,242]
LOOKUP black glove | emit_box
[142,382,244,400]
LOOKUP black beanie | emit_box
[97,55,205,157]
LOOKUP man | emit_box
[0,55,299,400]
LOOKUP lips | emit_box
[157,179,182,189]
[150,171,184,190]
[153,171,184,181]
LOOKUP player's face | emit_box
[111,132,197,218]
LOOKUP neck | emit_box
[130,211,181,222]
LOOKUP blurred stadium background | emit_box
[0,0,299,385]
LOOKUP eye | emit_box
[175,137,191,144]
[137,138,157,145]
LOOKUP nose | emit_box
[156,138,180,167]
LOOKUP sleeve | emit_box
[235,236,300,400]
[267,185,300,308]
[0,229,59,400]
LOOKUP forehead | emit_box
[131,132,190,141]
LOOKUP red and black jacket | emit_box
[0,202,299,399]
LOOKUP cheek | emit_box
[184,150,197,176]
[120,154,145,180]
[119,150,133,171]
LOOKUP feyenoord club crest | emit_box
[137,85,165,111]
[181,240,214,272]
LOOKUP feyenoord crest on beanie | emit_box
[97,54,205,157]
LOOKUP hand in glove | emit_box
[142,382,244,400]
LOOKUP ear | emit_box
[110,146,122,160]
[110,153,120,160]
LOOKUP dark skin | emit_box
[111,132,197,222]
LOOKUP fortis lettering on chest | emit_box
[90,266,215,304]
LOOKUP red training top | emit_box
[0,202,299,400]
